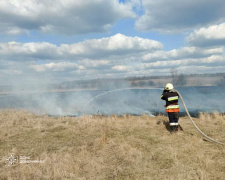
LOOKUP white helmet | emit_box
[165,83,174,90]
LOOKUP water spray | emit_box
[82,87,163,112]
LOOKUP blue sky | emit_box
[0,0,225,86]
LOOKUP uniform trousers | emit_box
[168,112,179,126]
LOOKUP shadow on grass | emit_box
[163,121,171,132]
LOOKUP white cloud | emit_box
[0,0,136,35]
[0,69,22,75]
[0,41,48,53]
[135,0,225,33]
[0,41,59,60]
[62,33,163,59]
[80,59,110,68]
[186,23,225,46]
[143,55,225,70]
[0,34,163,82]
[142,47,223,62]
[31,62,83,72]
[0,34,163,61]
[112,65,128,71]
[6,27,28,35]
[0,32,224,83]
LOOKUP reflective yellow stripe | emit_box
[166,105,179,109]
[166,109,179,112]
[168,96,178,101]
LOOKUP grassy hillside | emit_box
[0,110,224,179]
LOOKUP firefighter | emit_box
[161,83,179,132]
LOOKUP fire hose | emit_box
[174,89,225,146]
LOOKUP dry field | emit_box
[0,109,224,180]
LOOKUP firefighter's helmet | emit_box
[165,83,174,90]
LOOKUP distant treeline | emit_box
[56,73,225,90]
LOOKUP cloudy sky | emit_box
[1,0,225,85]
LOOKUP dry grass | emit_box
[0,109,224,180]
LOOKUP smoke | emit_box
[1,75,224,117]
[176,86,225,115]
[1,75,164,116]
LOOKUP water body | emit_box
[0,86,224,116]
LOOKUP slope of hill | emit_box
[0,110,224,179]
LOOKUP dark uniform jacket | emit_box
[161,90,179,112]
